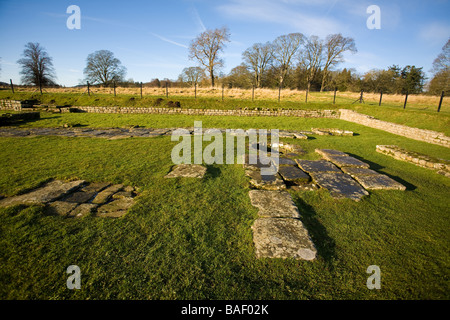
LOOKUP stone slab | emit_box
[276,157,297,166]
[309,172,369,201]
[315,149,348,158]
[80,182,111,193]
[96,198,134,218]
[251,218,317,260]
[0,180,85,207]
[91,184,124,204]
[324,155,370,168]
[341,167,379,177]
[248,190,300,218]
[295,159,341,173]
[164,164,207,178]
[46,201,78,216]
[278,166,310,184]
[245,170,286,191]
[351,174,406,191]
[63,191,97,203]
[68,203,98,218]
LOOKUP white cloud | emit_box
[418,22,450,45]
[150,33,189,49]
[217,0,347,37]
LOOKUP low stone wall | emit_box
[340,109,450,148]
[376,145,450,177]
[69,106,339,118]
[0,99,339,118]
[0,100,22,111]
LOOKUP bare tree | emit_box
[432,38,450,74]
[189,27,231,87]
[300,35,324,92]
[17,42,56,91]
[179,66,205,86]
[271,33,304,89]
[320,34,357,91]
[83,50,126,86]
[242,42,273,88]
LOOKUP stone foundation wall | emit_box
[340,109,450,148]
[376,145,450,177]
[0,99,339,118]
[0,100,22,111]
[69,106,339,118]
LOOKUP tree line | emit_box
[8,31,449,95]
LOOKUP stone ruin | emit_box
[0,180,138,218]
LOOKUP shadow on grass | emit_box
[204,165,222,179]
[291,194,336,264]
[347,153,417,191]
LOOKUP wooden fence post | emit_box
[140,82,143,98]
[87,81,90,96]
[252,85,255,102]
[113,81,116,97]
[278,84,282,103]
[305,88,308,103]
[359,90,363,103]
[403,91,408,109]
[379,90,383,106]
[194,82,197,99]
[333,87,337,104]
[10,79,14,94]
[222,84,224,102]
[437,91,444,112]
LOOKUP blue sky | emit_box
[0,0,449,86]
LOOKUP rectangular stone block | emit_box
[248,190,300,218]
[296,159,341,173]
[278,166,310,184]
[324,155,370,168]
[251,218,317,260]
[315,149,348,158]
[351,174,406,191]
[0,180,85,207]
[91,184,124,204]
[309,172,369,201]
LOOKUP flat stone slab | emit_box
[278,166,310,184]
[248,190,300,218]
[315,149,348,158]
[341,167,379,177]
[251,218,317,260]
[309,172,369,201]
[96,198,134,218]
[80,182,111,193]
[46,201,78,216]
[164,164,207,178]
[68,203,98,218]
[63,191,96,203]
[276,157,297,166]
[351,174,406,191]
[0,180,85,207]
[296,159,341,173]
[91,184,124,204]
[245,170,286,191]
[323,155,370,168]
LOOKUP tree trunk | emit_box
[320,69,327,92]
[210,68,215,87]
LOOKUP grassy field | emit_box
[0,111,449,300]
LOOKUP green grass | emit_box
[1,90,449,135]
[0,114,449,299]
